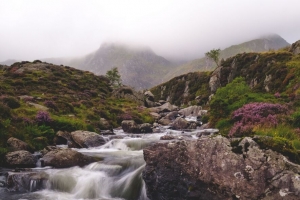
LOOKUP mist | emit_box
[1,0,300,62]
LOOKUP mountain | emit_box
[163,34,290,81]
[73,43,174,90]
[0,59,19,66]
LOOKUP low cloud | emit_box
[1,0,299,62]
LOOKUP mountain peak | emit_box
[99,42,154,54]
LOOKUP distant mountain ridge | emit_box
[78,43,173,90]
[1,34,290,90]
[163,34,290,81]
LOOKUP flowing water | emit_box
[0,126,215,200]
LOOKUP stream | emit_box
[0,125,211,200]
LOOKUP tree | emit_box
[205,48,221,68]
[106,67,122,88]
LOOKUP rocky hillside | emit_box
[150,39,300,160]
[163,34,290,81]
[0,61,154,164]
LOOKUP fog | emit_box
[1,0,300,62]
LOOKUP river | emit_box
[0,125,209,200]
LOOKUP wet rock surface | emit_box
[70,130,106,148]
[5,150,36,168]
[7,137,32,152]
[7,171,48,192]
[42,148,96,168]
[143,136,300,200]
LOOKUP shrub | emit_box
[1,96,20,109]
[44,100,57,110]
[292,110,300,128]
[229,102,287,137]
[0,102,11,118]
[35,111,52,123]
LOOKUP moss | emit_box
[253,136,300,164]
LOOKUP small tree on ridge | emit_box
[205,48,221,68]
[106,67,122,88]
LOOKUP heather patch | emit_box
[229,102,287,137]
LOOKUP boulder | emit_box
[5,150,36,168]
[158,111,180,126]
[121,120,140,133]
[143,136,300,200]
[40,146,61,156]
[158,118,172,126]
[144,90,155,101]
[7,137,31,152]
[42,148,95,168]
[160,135,175,140]
[289,40,300,55]
[99,118,111,129]
[71,130,106,148]
[196,129,219,137]
[7,171,48,192]
[170,117,190,130]
[145,98,156,108]
[139,123,153,133]
[178,105,203,117]
[149,102,178,113]
[53,131,80,148]
[149,112,161,119]
[100,129,115,135]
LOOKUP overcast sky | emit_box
[1,0,300,62]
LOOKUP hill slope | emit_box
[0,61,153,160]
[163,34,290,81]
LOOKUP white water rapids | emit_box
[0,126,217,200]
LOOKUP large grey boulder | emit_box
[178,106,204,117]
[7,171,48,192]
[158,118,172,126]
[149,102,178,113]
[53,131,79,148]
[121,120,153,133]
[158,111,179,125]
[70,130,106,148]
[121,120,140,133]
[139,123,153,133]
[171,117,191,130]
[42,148,95,168]
[5,150,36,168]
[289,40,300,55]
[7,137,31,152]
[144,90,155,101]
[143,136,300,200]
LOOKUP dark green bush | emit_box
[2,96,20,109]
[0,102,11,118]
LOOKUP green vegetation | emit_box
[106,67,122,88]
[0,61,153,164]
[164,35,289,81]
[205,49,221,68]
[152,41,300,164]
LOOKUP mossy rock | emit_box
[253,136,300,164]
